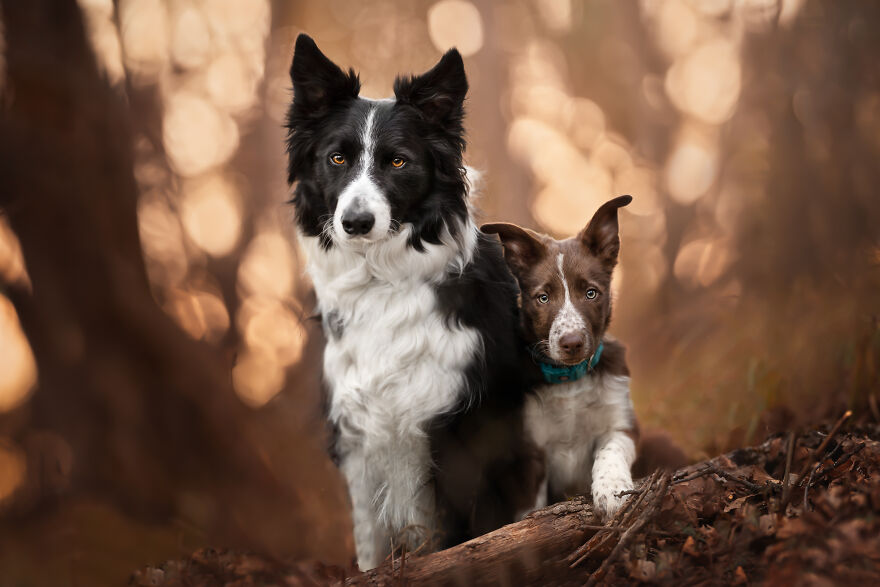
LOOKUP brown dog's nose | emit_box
[559,334,584,356]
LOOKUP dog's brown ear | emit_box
[578,195,632,265]
[481,223,546,275]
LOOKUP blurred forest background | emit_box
[0,0,878,584]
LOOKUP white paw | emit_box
[592,481,632,520]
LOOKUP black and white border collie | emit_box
[286,35,539,569]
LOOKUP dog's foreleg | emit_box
[590,430,636,519]
[340,451,388,570]
[377,435,438,553]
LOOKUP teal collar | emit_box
[533,342,604,385]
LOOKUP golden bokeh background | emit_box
[1,0,879,583]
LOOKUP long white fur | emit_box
[526,253,635,518]
[298,102,482,569]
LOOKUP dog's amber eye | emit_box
[330,153,345,165]
[391,157,406,168]
[586,288,598,300]
[537,293,550,304]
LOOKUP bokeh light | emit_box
[169,5,211,70]
[232,346,286,408]
[118,0,168,81]
[0,440,26,505]
[205,53,260,115]
[665,136,718,204]
[233,228,305,407]
[653,0,699,59]
[179,173,242,257]
[665,39,742,124]
[535,0,573,34]
[673,237,733,288]
[163,286,230,344]
[0,217,30,288]
[239,297,306,369]
[0,294,37,413]
[163,91,240,177]
[237,231,295,300]
[78,0,125,84]
[428,1,484,57]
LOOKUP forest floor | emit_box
[131,412,880,586]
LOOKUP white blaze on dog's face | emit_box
[286,35,470,250]
[329,106,391,243]
[482,195,632,364]
[548,252,590,362]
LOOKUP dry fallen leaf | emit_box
[628,559,656,582]
[682,535,700,558]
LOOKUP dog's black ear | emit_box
[481,223,546,276]
[394,49,468,125]
[289,34,360,120]
[579,195,632,264]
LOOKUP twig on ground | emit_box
[780,430,796,509]
[803,464,819,512]
[578,524,625,533]
[809,442,867,487]
[796,411,852,486]
[584,472,672,587]
[781,410,852,511]
[671,462,769,495]
[389,537,395,572]
[568,471,657,567]
[673,466,715,484]
[802,439,864,513]
[705,464,766,493]
[399,543,407,587]
[569,469,661,568]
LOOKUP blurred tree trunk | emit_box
[0,0,349,564]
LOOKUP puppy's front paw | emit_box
[591,480,632,520]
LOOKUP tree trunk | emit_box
[0,0,349,562]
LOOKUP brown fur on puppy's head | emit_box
[482,195,632,366]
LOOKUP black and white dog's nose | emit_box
[342,210,375,235]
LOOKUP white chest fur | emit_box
[525,373,636,517]
[300,226,481,569]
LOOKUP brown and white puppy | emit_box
[482,195,638,518]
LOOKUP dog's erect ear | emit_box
[394,49,468,125]
[289,34,360,120]
[579,195,632,264]
[481,223,547,276]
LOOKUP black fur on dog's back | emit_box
[430,233,544,544]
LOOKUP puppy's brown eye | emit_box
[537,293,550,304]
[330,153,345,165]
[391,157,406,168]
[586,288,598,300]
